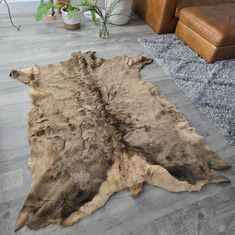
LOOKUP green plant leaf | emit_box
[53,3,60,9]
[91,10,97,23]
[80,0,90,6]
[35,0,53,22]
[64,3,81,18]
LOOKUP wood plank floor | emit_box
[0,14,234,235]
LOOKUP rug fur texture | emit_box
[138,34,235,145]
[10,52,231,231]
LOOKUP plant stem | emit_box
[51,0,55,16]
[99,19,109,39]
[0,0,21,30]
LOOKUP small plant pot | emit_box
[61,6,82,30]
[44,14,57,20]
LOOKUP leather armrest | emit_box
[133,0,178,33]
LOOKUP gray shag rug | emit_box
[138,34,235,145]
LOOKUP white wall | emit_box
[0,0,39,13]
[6,0,38,2]
[0,0,106,14]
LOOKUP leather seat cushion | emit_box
[178,3,235,47]
[175,0,232,17]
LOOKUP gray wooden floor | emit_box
[0,14,235,235]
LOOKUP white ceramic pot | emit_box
[105,0,133,25]
[61,6,83,30]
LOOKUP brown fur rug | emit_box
[10,52,231,231]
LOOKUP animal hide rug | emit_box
[10,51,231,231]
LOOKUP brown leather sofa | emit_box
[133,0,235,63]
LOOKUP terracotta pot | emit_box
[61,6,83,30]
[105,0,133,25]
[44,14,57,20]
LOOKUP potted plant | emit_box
[105,0,132,25]
[61,3,83,30]
[36,0,59,22]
